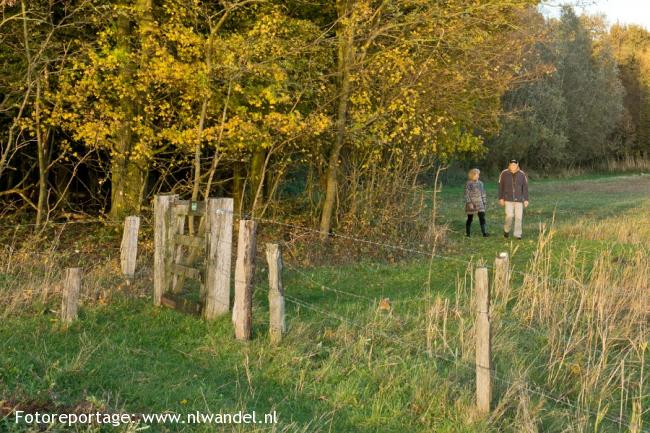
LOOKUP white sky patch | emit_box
[540,0,650,29]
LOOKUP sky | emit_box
[540,0,650,29]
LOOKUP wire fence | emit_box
[2,208,647,319]
[282,293,646,432]
[2,208,647,317]
[1,202,648,432]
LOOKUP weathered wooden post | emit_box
[61,267,81,325]
[154,194,177,306]
[475,266,491,415]
[171,210,186,292]
[494,252,509,299]
[233,219,257,340]
[204,198,234,320]
[266,243,285,343]
[120,216,140,280]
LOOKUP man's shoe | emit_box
[515,236,522,240]
[503,231,510,238]
[483,233,490,237]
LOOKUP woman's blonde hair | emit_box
[467,168,480,180]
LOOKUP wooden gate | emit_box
[153,195,233,319]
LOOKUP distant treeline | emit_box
[0,1,647,234]
[487,7,650,172]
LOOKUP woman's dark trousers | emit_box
[466,212,487,236]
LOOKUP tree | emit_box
[609,24,650,158]
[555,7,623,165]
[50,1,161,219]
[491,8,567,169]
[317,0,539,238]
[51,1,332,220]
[492,6,625,170]
[0,0,96,224]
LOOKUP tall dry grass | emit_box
[436,219,649,432]
[605,156,650,173]
[1,191,649,431]
[2,217,648,432]
[0,225,152,318]
[534,157,650,179]
[514,224,647,431]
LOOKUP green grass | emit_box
[1,174,649,432]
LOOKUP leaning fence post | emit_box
[233,219,257,340]
[154,194,177,306]
[120,216,140,280]
[204,198,234,320]
[475,266,491,415]
[266,243,285,343]
[494,252,509,300]
[61,267,81,325]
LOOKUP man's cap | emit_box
[509,159,519,164]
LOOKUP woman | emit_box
[464,168,489,237]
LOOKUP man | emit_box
[498,159,529,240]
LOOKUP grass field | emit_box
[1,174,649,432]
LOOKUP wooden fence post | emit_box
[233,219,257,340]
[475,266,491,415]
[494,252,509,299]
[154,194,177,306]
[61,267,81,325]
[204,198,234,320]
[171,210,186,292]
[266,243,285,343]
[120,216,140,280]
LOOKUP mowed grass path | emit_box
[435,173,650,276]
[1,174,649,433]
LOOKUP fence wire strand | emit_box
[2,202,648,432]
[283,290,647,433]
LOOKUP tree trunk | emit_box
[110,153,143,220]
[35,137,47,227]
[53,164,70,207]
[108,0,152,220]
[250,148,265,208]
[232,162,244,217]
[319,0,355,240]
[35,77,48,227]
[191,97,209,203]
[188,96,209,235]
